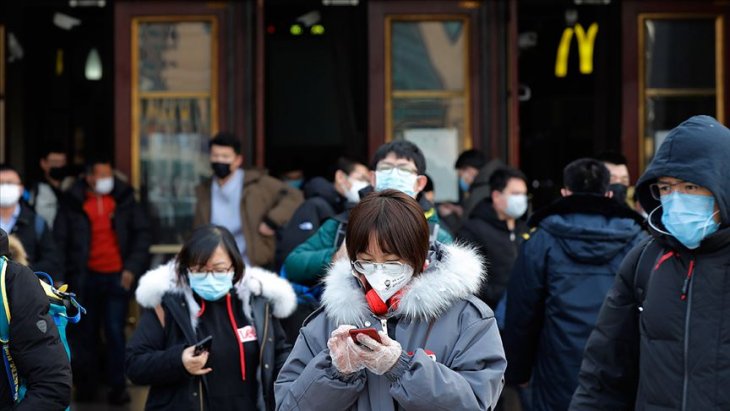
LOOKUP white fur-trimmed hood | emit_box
[321,242,486,325]
[136,260,297,328]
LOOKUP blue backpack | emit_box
[0,256,85,406]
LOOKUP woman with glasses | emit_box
[126,225,296,411]
[275,189,506,411]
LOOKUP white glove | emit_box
[327,325,364,375]
[353,331,403,375]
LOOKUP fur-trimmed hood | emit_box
[321,242,485,325]
[135,260,297,328]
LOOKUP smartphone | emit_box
[193,335,213,356]
[348,328,382,344]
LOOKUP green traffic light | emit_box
[290,24,303,36]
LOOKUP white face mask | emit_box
[0,184,22,207]
[505,194,528,219]
[344,178,369,203]
[353,262,415,301]
[95,177,114,195]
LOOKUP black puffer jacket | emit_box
[6,203,62,278]
[571,115,730,411]
[0,229,72,411]
[456,199,529,309]
[274,177,346,270]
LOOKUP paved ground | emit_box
[71,385,148,411]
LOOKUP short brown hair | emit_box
[346,189,429,274]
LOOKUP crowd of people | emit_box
[0,114,728,410]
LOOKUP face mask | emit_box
[375,169,418,198]
[608,183,628,205]
[94,177,114,195]
[48,166,67,181]
[188,272,234,301]
[344,179,369,203]
[505,194,528,219]
[211,162,232,180]
[286,179,303,189]
[459,178,470,193]
[0,184,22,207]
[656,192,720,249]
[354,262,414,302]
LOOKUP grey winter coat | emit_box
[275,243,506,411]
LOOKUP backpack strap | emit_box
[0,256,19,402]
[634,238,661,309]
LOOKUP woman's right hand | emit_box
[182,345,212,376]
[327,325,363,375]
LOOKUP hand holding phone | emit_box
[193,335,213,356]
[348,328,382,345]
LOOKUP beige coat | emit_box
[194,168,303,267]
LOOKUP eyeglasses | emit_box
[375,164,417,176]
[649,181,703,200]
[189,266,234,277]
[351,260,406,276]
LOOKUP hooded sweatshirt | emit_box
[571,115,730,411]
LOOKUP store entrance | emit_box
[264,0,368,180]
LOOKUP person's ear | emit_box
[370,172,376,187]
[491,190,501,203]
[560,188,571,197]
[334,169,347,186]
[415,175,428,193]
[232,154,243,170]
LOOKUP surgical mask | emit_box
[505,194,528,219]
[352,261,414,301]
[375,169,418,198]
[344,179,369,203]
[48,166,67,181]
[286,179,303,189]
[94,177,114,195]
[608,183,628,205]
[188,272,234,301]
[0,184,22,207]
[651,192,720,249]
[459,178,470,193]
[211,162,232,179]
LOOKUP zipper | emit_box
[380,317,387,332]
[198,379,204,411]
[681,261,695,411]
[259,303,270,364]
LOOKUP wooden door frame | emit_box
[114,1,251,180]
[622,0,729,178]
[367,0,487,160]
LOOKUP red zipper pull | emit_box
[680,259,695,301]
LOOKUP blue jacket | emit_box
[504,194,645,411]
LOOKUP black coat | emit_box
[274,178,346,270]
[54,178,151,291]
[0,230,72,411]
[456,199,529,309]
[7,203,63,279]
[571,115,730,411]
[126,263,294,411]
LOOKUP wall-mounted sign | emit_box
[555,23,598,77]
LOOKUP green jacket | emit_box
[283,207,453,285]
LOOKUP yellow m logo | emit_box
[555,23,599,78]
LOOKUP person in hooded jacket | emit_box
[274,157,370,271]
[570,115,730,411]
[126,224,296,411]
[503,158,646,411]
[275,189,506,411]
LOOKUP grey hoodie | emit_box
[275,243,506,411]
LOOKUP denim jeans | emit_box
[73,271,130,394]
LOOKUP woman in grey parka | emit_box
[275,190,506,411]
